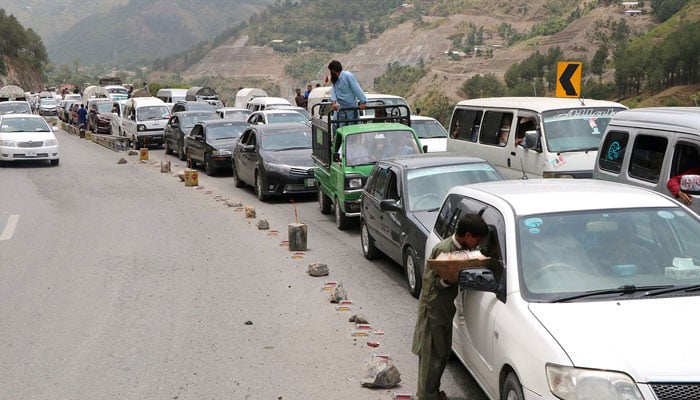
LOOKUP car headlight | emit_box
[44,139,58,146]
[137,124,146,131]
[546,364,644,400]
[263,161,290,174]
[348,177,363,189]
[0,139,16,147]
[212,149,232,156]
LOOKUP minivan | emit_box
[447,97,627,179]
[121,97,170,149]
[246,96,292,112]
[594,107,700,215]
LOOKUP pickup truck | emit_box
[311,104,423,230]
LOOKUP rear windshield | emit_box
[542,107,625,153]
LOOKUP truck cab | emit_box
[311,104,423,230]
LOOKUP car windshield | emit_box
[188,104,216,112]
[412,120,448,139]
[362,98,410,117]
[0,103,31,114]
[261,129,312,151]
[107,88,128,95]
[0,117,50,132]
[267,112,308,124]
[207,124,247,140]
[407,163,502,211]
[137,106,169,120]
[40,98,56,106]
[95,103,112,112]
[345,130,421,166]
[518,207,700,302]
[542,107,625,153]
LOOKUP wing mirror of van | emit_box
[522,130,539,150]
[422,145,428,153]
[333,152,341,162]
[680,175,700,195]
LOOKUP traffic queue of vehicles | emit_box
[8,86,700,400]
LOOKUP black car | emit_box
[232,122,316,201]
[164,111,218,161]
[185,119,248,175]
[360,153,505,297]
[171,101,217,113]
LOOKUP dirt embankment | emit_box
[1,57,44,92]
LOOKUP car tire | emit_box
[178,141,186,161]
[133,138,141,150]
[502,373,525,400]
[404,246,422,298]
[165,141,173,155]
[255,172,267,201]
[319,189,331,214]
[360,221,379,259]
[204,154,215,176]
[232,163,245,188]
[50,159,59,166]
[334,197,349,230]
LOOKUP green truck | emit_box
[311,104,424,229]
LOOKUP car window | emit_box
[369,166,391,200]
[433,194,489,240]
[0,117,50,132]
[261,129,311,151]
[206,124,246,140]
[598,130,629,174]
[628,134,668,183]
[479,111,511,146]
[412,120,448,139]
[450,108,482,142]
[670,142,700,177]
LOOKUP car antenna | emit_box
[519,158,529,180]
[578,96,586,106]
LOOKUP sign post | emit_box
[556,62,582,98]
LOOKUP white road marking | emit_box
[0,214,19,241]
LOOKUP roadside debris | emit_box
[349,314,369,324]
[117,157,127,164]
[329,283,347,303]
[360,355,401,388]
[307,262,329,277]
[257,219,270,230]
[245,206,256,218]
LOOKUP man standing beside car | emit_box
[328,60,367,126]
[412,214,489,400]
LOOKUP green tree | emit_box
[460,73,505,98]
[590,45,609,78]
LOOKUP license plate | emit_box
[25,150,37,157]
[304,178,316,187]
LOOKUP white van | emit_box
[121,97,170,149]
[234,88,268,109]
[594,107,700,215]
[156,88,188,104]
[245,96,291,112]
[110,100,128,137]
[447,97,627,179]
[104,85,129,102]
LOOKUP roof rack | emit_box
[311,103,411,133]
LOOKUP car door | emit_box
[376,167,403,263]
[164,115,178,148]
[238,128,258,184]
[187,124,206,163]
[449,197,506,394]
[363,164,387,253]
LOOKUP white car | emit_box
[411,115,448,152]
[0,114,59,166]
[425,179,700,400]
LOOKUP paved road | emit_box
[0,128,487,400]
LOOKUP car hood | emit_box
[262,148,314,167]
[0,131,56,142]
[419,138,447,152]
[410,210,438,235]
[96,112,112,119]
[529,296,700,380]
[207,138,239,150]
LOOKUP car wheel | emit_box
[318,189,331,214]
[360,221,379,259]
[255,171,267,201]
[165,140,173,155]
[133,138,140,150]
[178,141,186,161]
[334,197,349,230]
[502,373,525,400]
[204,154,215,176]
[404,246,422,298]
[232,163,245,188]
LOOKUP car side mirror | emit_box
[333,153,341,162]
[379,199,401,212]
[522,130,539,150]
[171,123,179,128]
[459,268,498,292]
[422,145,428,153]
[242,144,255,153]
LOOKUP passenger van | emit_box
[121,97,170,149]
[447,97,626,179]
[246,96,291,112]
[156,88,188,104]
[594,107,700,215]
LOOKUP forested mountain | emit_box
[0,8,47,90]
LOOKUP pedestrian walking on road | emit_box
[328,60,367,126]
[412,214,489,400]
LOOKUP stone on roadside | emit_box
[329,283,347,303]
[127,150,138,156]
[349,314,369,324]
[117,158,127,164]
[257,219,270,230]
[177,170,185,181]
[225,200,243,208]
[307,262,329,277]
[360,356,401,388]
[245,206,256,219]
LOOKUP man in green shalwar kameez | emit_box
[413,214,489,400]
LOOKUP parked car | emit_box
[57,100,78,122]
[185,119,248,175]
[410,115,448,152]
[232,122,316,200]
[216,107,251,121]
[171,100,217,113]
[69,103,81,125]
[164,111,218,161]
[425,178,700,400]
[246,109,309,125]
[265,105,312,120]
[0,114,59,166]
[360,153,505,297]
[38,97,58,116]
[0,100,33,115]
[86,98,114,133]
